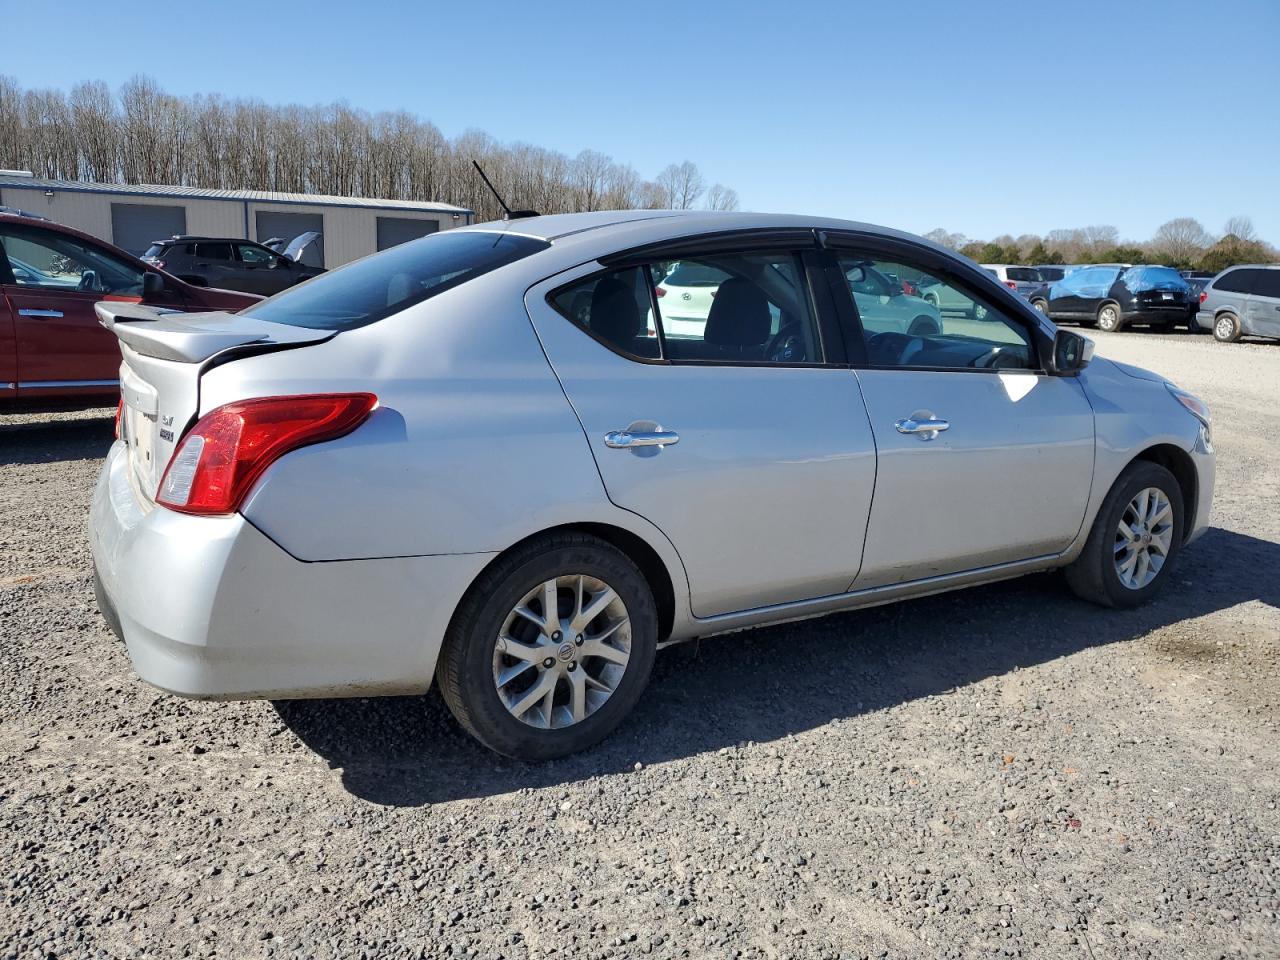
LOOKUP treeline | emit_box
[0,75,739,221]
[926,217,1276,274]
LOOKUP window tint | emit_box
[550,267,660,360]
[1252,270,1280,300]
[245,230,549,331]
[0,227,144,295]
[1006,267,1041,282]
[1212,268,1258,294]
[195,242,233,261]
[653,250,820,363]
[1036,267,1065,281]
[236,243,275,265]
[839,254,1034,370]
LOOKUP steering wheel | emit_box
[866,331,919,366]
[765,323,804,363]
[973,346,1024,369]
[77,270,99,292]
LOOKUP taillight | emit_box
[114,398,124,440]
[1200,291,1208,303]
[654,286,666,298]
[156,393,378,515]
[1003,280,1018,290]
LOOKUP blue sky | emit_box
[4,0,1278,243]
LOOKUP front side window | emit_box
[0,227,144,295]
[236,244,276,265]
[246,230,550,331]
[1212,269,1258,295]
[195,242,233,261]
[838,253,1034,370]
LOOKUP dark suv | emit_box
[1046,265,1192,332]
[141,233,323,296]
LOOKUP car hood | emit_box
[1107,358,1171,386]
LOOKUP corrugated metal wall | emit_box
[1,186,458,266]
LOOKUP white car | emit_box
[845,261,942,335]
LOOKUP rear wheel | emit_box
[436,532,658,760]
[1031,298,1048,314]
[1064,462,1184,609]
[1213,312,1242,343]
[1096,303,1123,332]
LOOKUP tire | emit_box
[1096,302,1123,332]
[1031,299,1048,314]
[436,532,658,760]
[907,315,940,336]
[1212,312,1241,343]
[1064,462,1185,609]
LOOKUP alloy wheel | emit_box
[1099,306,1120,331]
[1215,316,1235,340]
[1114,487,1174,590]
[492,574,631,729]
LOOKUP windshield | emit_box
[142,243,166,259]
[243,230,550,331]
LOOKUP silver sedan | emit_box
[90,211,1215,759]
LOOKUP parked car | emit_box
[1046,265,1192,331]
[1,213,259,410]
[844,261,942,334]
[917,273,982,318]
[981,264,1044,296]
[1194,264,1280,342]
[91,211,1214,760]
[141,233,324,296]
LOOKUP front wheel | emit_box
[1064,462,1185,609]
[436,533,658,760]
[1097,303,1123,332]
[1031,299,1048,314]
[1213,312,1242,343]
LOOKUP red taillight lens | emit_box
[1200,291,1208,303]
[156,393,378,515]
[1003,280,1018,290]
[654,286,666,298]
[114,398,124,439]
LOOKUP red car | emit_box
[1,213,260,411]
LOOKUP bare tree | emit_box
[1223,215,1257,243]
[656,161,705,210]
[1151,217,1211,263]
[704,183,739,211]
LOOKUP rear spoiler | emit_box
[95,300,334,363]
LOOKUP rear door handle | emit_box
[895,417,950,440]
[604,429,680,449]
[17,309,63,318]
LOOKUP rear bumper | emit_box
[1123,307,1188,326]
[89,441,495,700]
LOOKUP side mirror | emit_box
[1049,329,1093,375]
[142,272,165,298]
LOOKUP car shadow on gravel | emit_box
[0,415,115,466]
[275,525,1279,806]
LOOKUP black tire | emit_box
[1096,302,1123,332]
[1212,312,1242,343]
[1031,298,1048,314]
[436,532,658,760]
[1064,461,1185,609]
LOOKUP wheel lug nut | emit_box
[567,662,577,672]
[542,658,554,668]
[552,631,562,641]
[575,634,584,646]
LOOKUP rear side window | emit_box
[1037,267,1065,281]
[1213,268,1258,295]
[195,242,233,260]
[1006,267,1041,282]
[245,230,550,331]
[550,266,660,360]
[1253,271,1280,300]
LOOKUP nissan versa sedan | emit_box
[90,211,1215,760]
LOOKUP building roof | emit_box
[0,174,472,215]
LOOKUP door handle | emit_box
[604,429,680,449]
[17,309,63,318]
[895,416,950,440]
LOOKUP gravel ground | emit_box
[2,329,1278,960]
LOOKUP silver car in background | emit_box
[1194,264,1280,342]
[90,211,1215,760]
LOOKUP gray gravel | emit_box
[2,329,1278,959]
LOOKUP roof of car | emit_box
[151,236,270,245]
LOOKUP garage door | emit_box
[377,216,439,251]
[255,211,325,267]
[111,203,187,255]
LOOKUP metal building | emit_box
[0,172,473,268]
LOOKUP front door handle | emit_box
[604,429,680,449]
[17,309,64,318]
[895,416,950,440]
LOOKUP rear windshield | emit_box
[142,243,167,259]
[1123,266,1187,291]
[243,230,550,331]
[1036,267,1065,281]
[1006,267,1041,282]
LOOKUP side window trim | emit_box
[546,264,667,365]
[824,240,1045,374]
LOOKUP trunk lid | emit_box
[96,301,335,499]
